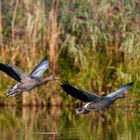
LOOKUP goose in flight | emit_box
[0,57,58,97]
[61,81,134,114]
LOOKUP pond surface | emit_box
[0,106,140,140]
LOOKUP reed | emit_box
[0,0,139,106]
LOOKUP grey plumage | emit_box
[0,57,58,97]
[61,81,134,114]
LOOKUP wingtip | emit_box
[61,80,69,86]
[42,56,48,61]
[41,56,49,66]
[127,82,134,87]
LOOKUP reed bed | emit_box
[0,0,139,106]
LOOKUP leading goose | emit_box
[61,81,134,114]
[0,57,58,97]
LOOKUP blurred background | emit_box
[0,0,140,139]
[0,0,139,107]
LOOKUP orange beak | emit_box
[54,76,60,80]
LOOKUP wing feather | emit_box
[30,57,49,79]
[61,80,102,102]
[106,82,134,98]
[0,63,30,82]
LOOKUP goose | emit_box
[61,81,134,114]
[0,57,58,97]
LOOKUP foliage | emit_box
[0,0,139,105]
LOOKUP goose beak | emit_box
[54,76,60,80]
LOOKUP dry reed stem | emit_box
[47,0,62,73]
[12,0,19,39]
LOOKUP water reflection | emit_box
[0,106,140,140]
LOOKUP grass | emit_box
[0,0,139,106]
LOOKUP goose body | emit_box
[61,81,134,114]
[0,57,57,97]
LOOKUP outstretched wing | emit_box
[30,57,49,79]
[0,63,31,83]
[106,82,134,98]
[61,80,102,102]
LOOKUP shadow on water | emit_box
[0,106,140,140]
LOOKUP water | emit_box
[0,106,140,140]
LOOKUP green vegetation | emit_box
[0,0,139,106]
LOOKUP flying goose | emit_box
[61,81,134,114]
[0,57,58,97]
